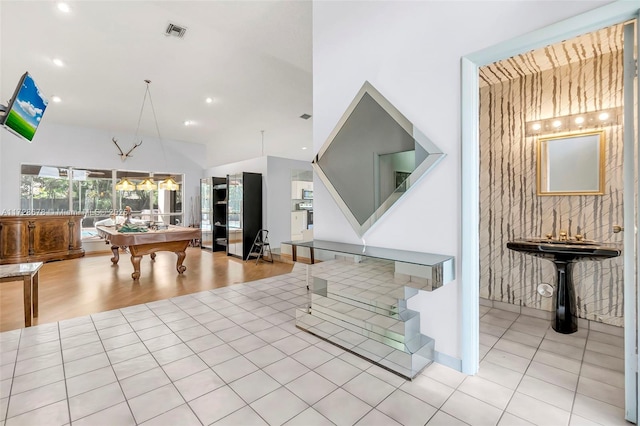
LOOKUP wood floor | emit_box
[0,248,293,333]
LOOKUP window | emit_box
[72,168,113,231]
[20,165,70,211]
[20,165,185,240]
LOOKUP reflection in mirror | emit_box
[537,130,605,196]
[313,81,445,237]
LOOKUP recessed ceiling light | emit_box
[552,120,562,128]
[531,123,541,131]
[57,2,71,13]
[205,97,213,104]
[598,112,609,121]
[574,116,585,125]
[302,147,307,150]
[184,120,194,126]
[51,96,62,103]
[52,58,64,67]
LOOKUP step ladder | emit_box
[246,229,273,264]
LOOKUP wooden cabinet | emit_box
[0,214,84,264]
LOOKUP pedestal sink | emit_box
[507,239,621,334]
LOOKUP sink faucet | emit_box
[543,231,589,243]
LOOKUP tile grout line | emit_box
[383,299,505,424]
[234,273,367,426]
[205,276,314,426]
[164,292,253,426]
[483,312,550,425]
[228,277,314,426]
[132,276,302,425]
[90,309,143,425]
[14,273,627,425]
[61,313,134,425]
[4,325,71,424]
[126,300,197,425]
[57,322,74,426]
[8,323,70,424]
[2,328,22,424]
[566,324,590,426]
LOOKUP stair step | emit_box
[296,309,433,379]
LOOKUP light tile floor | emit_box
[0,264,628,425]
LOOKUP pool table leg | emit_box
[110,245,120,264]
[176,250,187,274]
[130,255,142,280]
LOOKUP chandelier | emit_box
[115,177,135,191]
[159,177,179,191]
[114,80,180,192]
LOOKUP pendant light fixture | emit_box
[115,177,136,191]
[114,79,180,192]
[159,177,179,191]
[136,178,156,191]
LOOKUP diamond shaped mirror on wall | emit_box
[313,81,445,237]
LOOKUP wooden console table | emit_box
[0,214,84,264]
[0,262,42,327]
[96,225,200,280]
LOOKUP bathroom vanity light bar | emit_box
[525,106,622,137]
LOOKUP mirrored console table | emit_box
[282,240,455,379]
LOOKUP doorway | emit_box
[478,26,625,333]
[461,2,639,422]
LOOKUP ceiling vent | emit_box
[300,113,312,120]
[165,23,187,38]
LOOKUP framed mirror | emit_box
[313,81,445,237]
[537,130,605,196]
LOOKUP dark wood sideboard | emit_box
[0,214,85,264]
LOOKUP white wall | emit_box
[0,122,206,226]
[267,156,313,249]
[205,155,311,251]
[312,0,611,361]
[203,157,268,179]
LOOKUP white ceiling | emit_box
[0,1,313,166]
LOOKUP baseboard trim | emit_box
[434,351,462,372]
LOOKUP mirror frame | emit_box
[313,81,445,237]
[536,130,606,196]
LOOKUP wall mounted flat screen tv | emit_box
[1,72,49,142]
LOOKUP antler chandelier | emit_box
[114,80,179,191]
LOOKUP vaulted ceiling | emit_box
[0,1,313,166]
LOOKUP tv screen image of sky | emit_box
[4,73,48,141]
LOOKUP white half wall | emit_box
[312,0,611,361]
[0,122,207,225]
